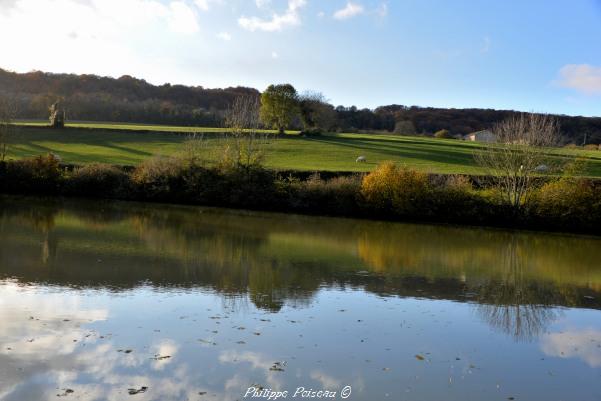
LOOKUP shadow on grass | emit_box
[306,135,477,167]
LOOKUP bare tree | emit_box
[0,95,18,161]
[474,238,558,342]
[223,95,267,171]
[474,113,561,208]
[179,132,211,167]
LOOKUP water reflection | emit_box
[1,197,601,401]
[1,196,600,328]
[541,328,601,367]
[474,238,560,342]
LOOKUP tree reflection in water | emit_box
[0,196,599,341]
[473,238,563,342]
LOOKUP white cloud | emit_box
[317,11,325,18]
[271,51,279,59]
[194,0,221,12]
[557,64,601,95]
[150,339,179,371]
[0,0,202,81]
[333,1,364,20]
[0,0,19,15]
[195,0,210,11]
[168,1,200,34]
[219,350,285,391]
[217,31,232,41]
[238,0,306,32]
[255,0,271,8]
[541,329,601,367]
[310,370,341,389]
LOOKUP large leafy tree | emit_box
[298,91,336,132]
[259,84,299,134]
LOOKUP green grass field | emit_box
[6,121,601,176]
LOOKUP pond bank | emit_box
[0,156,600,236]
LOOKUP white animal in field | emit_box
[534,164,549,172]
[356,156,367,163]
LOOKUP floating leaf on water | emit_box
[269,361,286,372]
[151,355,171,360]
[57,389,74,397]
[128,386,148,395]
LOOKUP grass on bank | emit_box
[5,121,601,176]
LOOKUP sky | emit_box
[0,0,601,116]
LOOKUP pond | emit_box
[0,196,600,401]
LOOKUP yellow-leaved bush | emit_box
[529,178,601,228]
[360,162,432,215]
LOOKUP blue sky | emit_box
[1,0,600,116]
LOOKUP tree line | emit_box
[1,68,601,143]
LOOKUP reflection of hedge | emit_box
[1,196,600,315]
[0,156,600,234]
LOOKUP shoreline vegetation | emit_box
[0,150,599,236]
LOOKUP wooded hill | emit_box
[1,68,600,143]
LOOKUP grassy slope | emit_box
[7,122,601,176]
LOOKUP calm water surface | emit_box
[0,197,600,401]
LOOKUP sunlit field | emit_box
[7,121,601,176]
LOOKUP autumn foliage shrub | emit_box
[287,173,362,215]
[131,156,189,201]
[528,178,601,230]
[1,154,63,194]
[1,155,600,235]
[361,162,433,216]
[68,163,130,198]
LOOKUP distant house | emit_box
[465,130,497,143]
